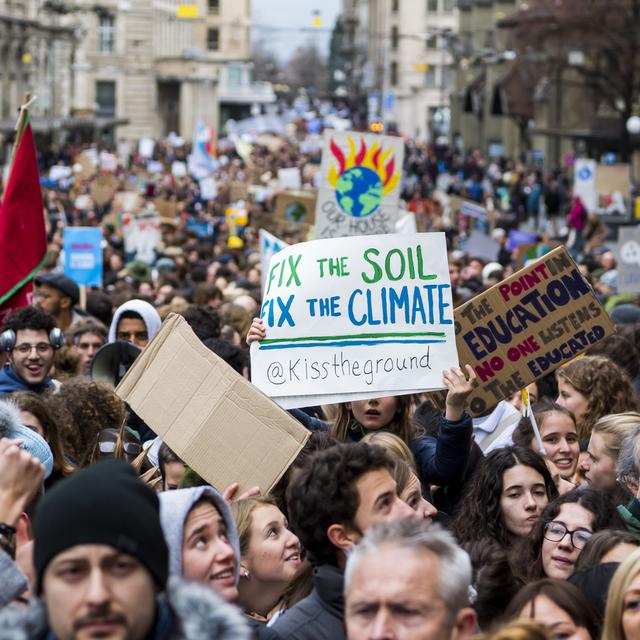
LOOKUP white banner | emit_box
[124,211,161,265]
[574,159,597,212]
[259,229,289,292]
[250,232,458,408]
[314,130,405,239]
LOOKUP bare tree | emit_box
[283,45,329,96]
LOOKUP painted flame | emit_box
[328,136,399,196]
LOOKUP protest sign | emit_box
[99,151,118,172]
[171,161,187,178]
[63,227,103,287]
[395,212,417,234]
[278,167,302,190]
[618,226,640,293]
[596,163,630,216]
[49,165,72,182]
[275,190,317,226]
[138,138,154,159]
[90,174,118,207]
[574,159,597,212]
[123,209,161,264]
[464,230,500,262]
[200,176,218,200]
[260,229,289,291]
[73,153,97,180]
[116,191,141,213]
[315,130,404,239]
[453,246,614,416]
[250,233,458,408]
[225,207,248,226]
[230,181,249,202]
[74,194,92,211]
[154,199,178,225]
[116,314,309,494]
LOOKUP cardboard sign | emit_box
[275,190,317,226]
[90,174,118,207]
[454,246,614,416]
[618,225,640,293]
[115,314,309,494]
[123,210,161,264]
[116,191,141,213]
[315,130,404,239]
[278,167,302,190]
[250,233,458,408]
[260,229,289,291]
[230,181,249,202]
[73,153,97,180]
[596,164,630,197]
[154,199,179,225]
[64,227,103,287]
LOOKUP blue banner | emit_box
[64,227,103,286]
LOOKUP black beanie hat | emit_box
[34,459,168,593]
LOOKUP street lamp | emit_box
[627,116,640,135]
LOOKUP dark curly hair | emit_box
[452,446,558,550]
[1,305,56,335]
[512,487,623,582]
[181,305,221,341]
[286,442,394,567]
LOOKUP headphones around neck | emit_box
[0,328,65,353]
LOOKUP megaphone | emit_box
[91,341,142,390]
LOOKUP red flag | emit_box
[0,118,46,322]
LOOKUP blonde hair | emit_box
[361,431,416,470]
[592,412,640,459]
[603,547,640,640]
[474,620,547,640]
[230,496,278,557]
[557,356,639,439]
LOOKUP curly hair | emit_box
[180,305,221,341]
[46,379,126,467]
[11,391,74,479]
[1,305,56,335]
[331,395,415,446]
[512,487,622,582]
[556,355,639,439]
[452,446,558,550]
[286,442,394,566]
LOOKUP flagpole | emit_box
[8,93,33,183]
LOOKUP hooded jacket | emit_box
[159,486,241,583]
[0,577,251,640]
[0,365,54,397]
[108,299,162,344]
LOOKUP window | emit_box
[392,0,399,11]
[95,80,116,117]
[208,0,220,14]
[426,34,437,49]
[425,67,437,87]
[207,28,219,50]
[443,66,454,88]
[97,14,115,54]
[443,0,455,10]
[228,63,242,87]
[390,61,398,86]
[427,0,438,11]
[391,25,399,50]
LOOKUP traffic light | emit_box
[369,121,385,133]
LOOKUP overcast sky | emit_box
[252,0,341,62]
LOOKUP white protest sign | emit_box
[618,226,640,293]
[278,167,302,190]
[200,176,218,200]
[99,151,118,172]
[315,130,405,239]
[123,210,161,264]
[574,159,597,212]
[171,161,187,178]
[250,233,458,408]
[259,229,289,291]
[395,212,417,235]
[138,138,154,159]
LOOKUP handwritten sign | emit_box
[454,246,614,416]
[315,130,404,239]
[250,233,458,408]
[123,210,161,264]
[64,227,103,287]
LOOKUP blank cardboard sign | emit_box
[116,314,309,493]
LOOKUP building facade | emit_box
[342,0,458,141]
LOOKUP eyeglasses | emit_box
[543,521,593,549]
[98,441,142,456]
[14,343,53,355]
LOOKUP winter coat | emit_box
[0,577,251,640]
[0,365,54,397]
[0,550,27,608]
[619,496,640,533]
[271,564,345,640]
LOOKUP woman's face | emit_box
[399,472,437,522]
[348,396,399,431]
[622,572,640,640]
[20,410,45,439]
[536,412,579,479]
[519,595,591,640]
[582,432,618,491]
[556,379,588,423]
[601,543,640,565]
[500,464,549,538]
[541,502,594,580]
[244,505,301,585]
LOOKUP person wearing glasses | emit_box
[514,488,623,582]
[0,307,62,397]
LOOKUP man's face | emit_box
[42,544,156,640]
[74,332,105,374]
[116,318,149,348]
[34,285,69,317]
[8,329,56,386]
[346,546,474,640]
[352,469,417,537]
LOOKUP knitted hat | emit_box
[34,459,168,593]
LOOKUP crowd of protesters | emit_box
[0,129,639,640]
